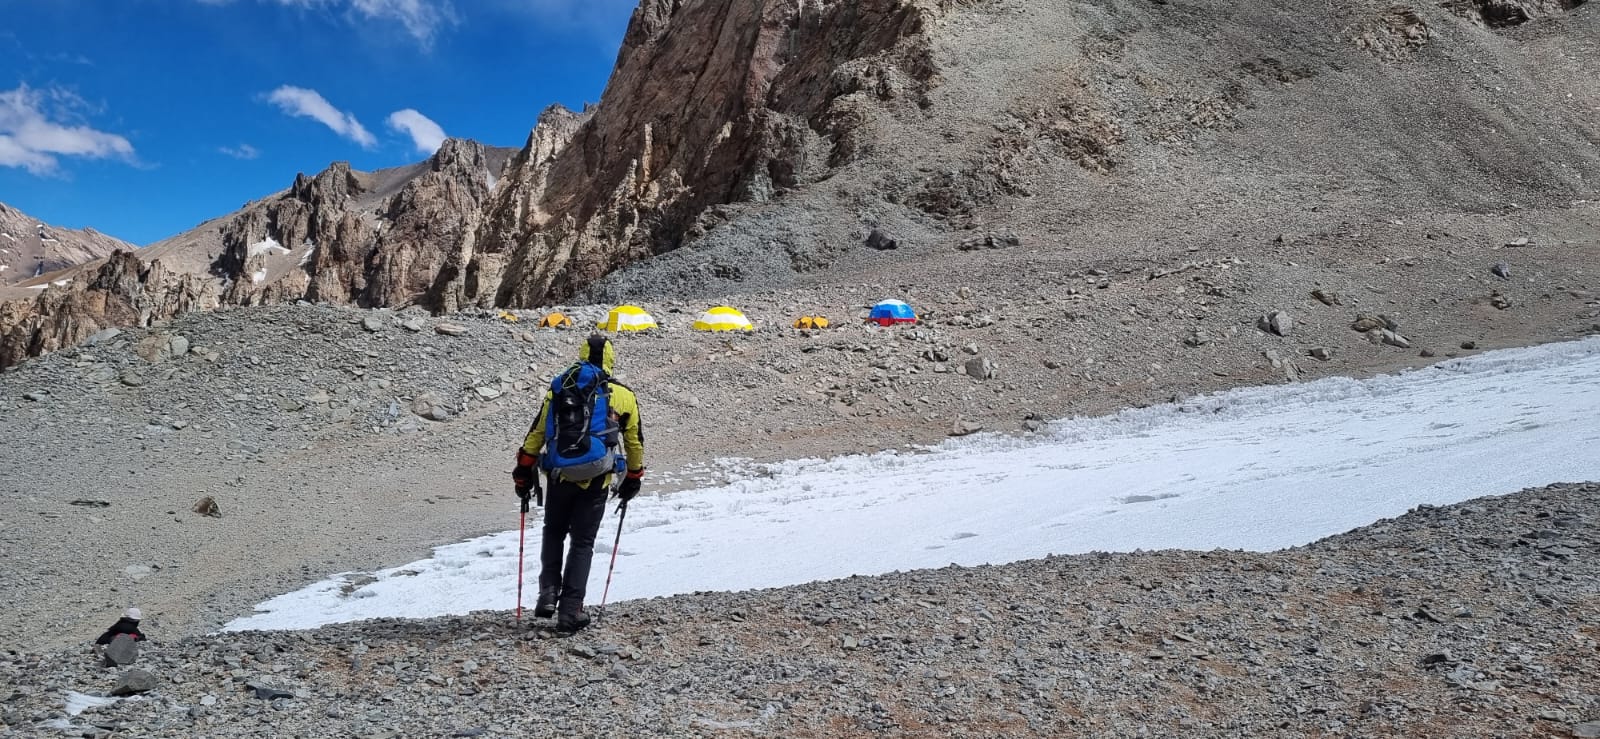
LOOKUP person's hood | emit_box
[578,336,615,373]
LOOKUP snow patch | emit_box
[248,237,290,258]
[298,241,318,268]
[64,691,119,716]
[225,338,1600,632]
[1,232,14,240]
[250,268,267,284]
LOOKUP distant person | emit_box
[95,607,146,645]
[514,334,646,633]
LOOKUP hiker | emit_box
[95,607,146,645]
[514,334,645,632]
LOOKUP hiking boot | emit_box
[556,607,591,634]
[533,587,559,619]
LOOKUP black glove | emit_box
[513,450,538,500]
[617,468,644,502]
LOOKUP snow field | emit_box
[225,337,1600,631]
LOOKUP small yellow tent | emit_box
[597,305,658,332]
[793,315,831,330]
[538,312,574,329]
[693,306,754,332]
[497,310,520,323]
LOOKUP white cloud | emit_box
[220,143,261,159]
[0,85,134,175]
[348,0,456,46]
[265,86,376,148]
[201,0,456,47]
[386,109,446,154]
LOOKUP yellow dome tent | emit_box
[693,306,754,332]
[497,310,520,323]
[597,305,658,332]
[792,315,831,330]
[538,312,575,329]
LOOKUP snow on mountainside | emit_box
[0,202,131,286]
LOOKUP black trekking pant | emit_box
[539,477,609,614]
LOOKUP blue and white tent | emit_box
[867,299,917,326]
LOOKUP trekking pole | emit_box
[515,492,529,624]
[596,501,628,623]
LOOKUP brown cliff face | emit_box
[0,251,216,368]
[430,105,590,313]
[212,139,510,309]
[466,0,936,308]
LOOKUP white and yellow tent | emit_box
[597,305,658,332]
[693,306,754,332]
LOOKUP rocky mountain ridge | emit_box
[0,202,130,286]
[1,0,1595,371]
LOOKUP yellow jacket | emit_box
[520,339,645,486]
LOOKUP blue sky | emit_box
[0,0,636,245]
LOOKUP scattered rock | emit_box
[401,319,426,333]
[102,635,140,667]
[864,228,898,251]
[1183,330,1211,347]
[362,315,386,332]
[120,371,146,387]
[963,357,998,380]
[22,390,48,401]
[135,333,190,363]
[1263,350,1300,381]
[1311,288,1342,306]
[193,496,222,519]
[1504,236,1532,248]
[1351,314,1397,332]
[245,681,295,701]
[412,394,452,422]
[1490,292,1511,310]
[86,327,123,345]
[1573,721,1600,738]
[1308,347,1333,361]
[1419,651,1454,667]
[435,323,468,337]
[111,669,157,696]
[1368,329,1412,349]
[957,230,1021,251]
[1460,340,1477,350]
[950,420,984,436]
[1491,262,1511,280]
[1258,310,1294,336]
[474,386,502,400]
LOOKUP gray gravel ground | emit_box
[2,210,1597,652]
[2,482,1595,738]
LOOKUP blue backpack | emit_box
[541,359,622,481]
